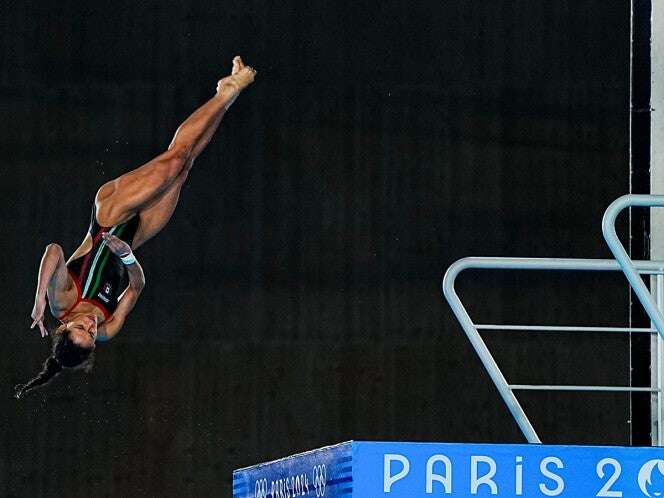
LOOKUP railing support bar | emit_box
[510,385,659,393]
[443,260,541,443]
[603,195,664,340]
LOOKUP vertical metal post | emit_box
[652,0,664,447]
[653,275,664,445]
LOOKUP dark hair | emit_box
[14,326,95,399]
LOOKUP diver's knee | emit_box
[159,146,191,178]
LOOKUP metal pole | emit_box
[603,195,664,340]
[443,260,541,443]
[655,275,664,445]
[510,385,659,393]
[476,324,656,333]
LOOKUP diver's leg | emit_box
[95,57,256,227]
[170,56,255,157]
[129,57,256,247]
[131,165,190,249]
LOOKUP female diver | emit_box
[14,56,257,398]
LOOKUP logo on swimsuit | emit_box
[103,283,111,294]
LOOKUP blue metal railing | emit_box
[442,194,664,444]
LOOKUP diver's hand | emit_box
[102,232,132,257]
[30,295,48,338]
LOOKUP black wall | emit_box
[1,1,633,496]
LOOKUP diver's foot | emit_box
[231,55,244,75]
[216,56,257,106]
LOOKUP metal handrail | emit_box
[442,256,664,443]
[476,325,656,333]
[603,194,664,339]
[441,194,664,444]
[510,385,659,392]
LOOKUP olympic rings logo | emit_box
[312,464,327,497]
[255,478,268,498]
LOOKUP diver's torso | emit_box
[55,202,140,321]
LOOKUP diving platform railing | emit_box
[442,194,664,444]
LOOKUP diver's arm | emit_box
[96,282,143,340]
[97,233,145,340]
[36,243,68,298]
[125,258,146,291]
[100,232,146,291]
[31,243,69,337]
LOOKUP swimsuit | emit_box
[58,202,140,321]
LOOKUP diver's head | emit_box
[61,312,98,348]
[53,320,97,365]
[14,323,96,399]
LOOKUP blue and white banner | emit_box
[233,442,352,498]
[233,441,664,498]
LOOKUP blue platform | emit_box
[233,441,664,498]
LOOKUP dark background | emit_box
[1,1,636,496]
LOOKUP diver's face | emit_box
[65,314,97,348]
